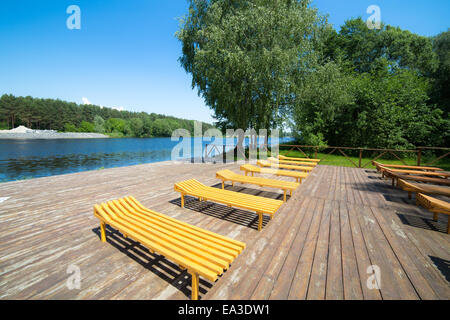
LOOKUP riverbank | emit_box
[0,126,108,139]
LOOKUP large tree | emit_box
[177,0,325,142]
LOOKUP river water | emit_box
[0,137,292,182]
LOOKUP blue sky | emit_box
[0,1,448,124]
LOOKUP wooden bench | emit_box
[257,160,314,173]
[174,179,284,231]
[94,196,246,300]
[216,169,300,202]
[278,155,321,163]
[398,179,450,199]
[383,169,450,187]
[373,161,443,172]
[240,164,308,183]
[416,193,450,234]
[268,157,317,167]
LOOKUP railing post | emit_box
[417,148,422,166]
[359,148,363,168]
[315,147,318,159]
[223,145,226,163]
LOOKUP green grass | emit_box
[278,149,450,171]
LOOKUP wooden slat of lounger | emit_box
[124,197,245,253]
[268,157,317,167]
[380,166,450,178]
[373,161,443,171]
[110,200,236,264]
[398,179,450,198]
[416,193,450,234]
[417,193,450,213]
[240,165,308,181]
[178,179,281,205]
[174,179,283,232]
[278,155,321,163]
[216,170,300,190]
[119,198,243,256]
[101,203,227,273]
[95,204,221,282]
[385,171,450,186]
[181,188,281,213]
[175,179,283,213]
[258,160,314,172]
[127,196,245,248]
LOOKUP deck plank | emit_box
[0,162,448,300]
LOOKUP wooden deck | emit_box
[0,161,448,300]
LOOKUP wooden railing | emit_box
[204,143,450,168]
[279,145,450,168]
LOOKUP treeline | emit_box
[0,94,215,137]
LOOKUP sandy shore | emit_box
[0,129,109,139]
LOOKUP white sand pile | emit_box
[0,125,33,133]
[9,126,32,133]
[0,125,108,139]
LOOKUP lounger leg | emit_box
[222,181,225,189]
[190,272,199,300]
[433,213,439,222]
[181,194,185,208]
[283,190,287,202]
[100,222,106,243]
[447,218,450,235]
[245,171,248,176]
[257,213,263,231]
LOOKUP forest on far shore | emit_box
[0,94,215,138]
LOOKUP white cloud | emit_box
[82,97,124,111]
[82,97,91,105]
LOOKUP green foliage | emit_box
[431,29,450,115]
[325,18,438,75]
[79,121,95,133]
[93,116,105,133]
[177,0,325,133]
[292,17,448,149]
[0,94,215,137]
[64,123,78,132]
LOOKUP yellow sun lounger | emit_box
[373,161,442,172]
[278,155,321,163]
[268,157,317,167]
[398,179,450,199]
[240,164,308,183]
[258,160,314,172]
[416,193,450,234]
[174,179,284,231]
[94,196,245,300]
[216,169,300,202]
